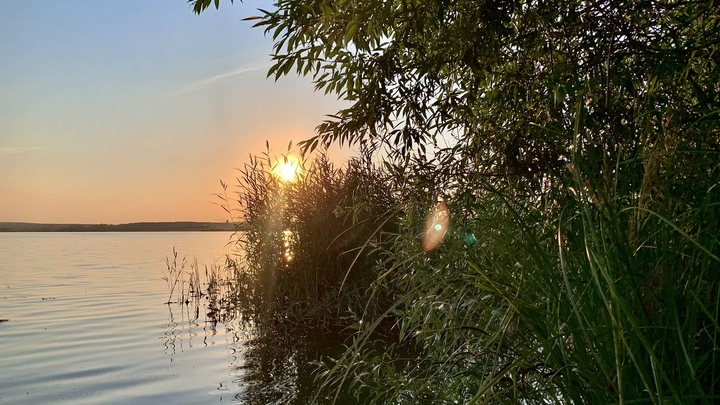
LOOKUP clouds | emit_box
[0,147,41,156]
[163,62,271,97]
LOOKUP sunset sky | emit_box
[0,0,346,224]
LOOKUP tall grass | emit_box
[210,127,718,403]
[217,145,400,328]
[316,122,720,403]
[162,247,240,322]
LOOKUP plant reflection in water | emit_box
[162,258,236,357]
[162,251,357,404]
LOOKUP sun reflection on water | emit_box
[281,230,295,263]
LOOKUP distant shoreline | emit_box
[0,221,242,232]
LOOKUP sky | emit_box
[0,0,347,224]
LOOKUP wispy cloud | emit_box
[163,63,271,97]
[0,147,41,156]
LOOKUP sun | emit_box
[275,159,300,183]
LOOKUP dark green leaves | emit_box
[187,0,233,14]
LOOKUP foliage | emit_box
[192,0,719,169]
[191,0,720,403]
[218,145,399,328]
[318,145,719,404]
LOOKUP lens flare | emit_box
[422,201,449,252]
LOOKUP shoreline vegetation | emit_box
[190,1,719,403]
[0,221,241,233]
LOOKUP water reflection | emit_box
[163,276,356,404]
[1,232,240,404]
[162,301,205,357]
[161,279,236,358]
[229,323,355,405]
[281,229,296,263]
[157,228,370,404]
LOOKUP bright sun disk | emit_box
[276,160,300,183]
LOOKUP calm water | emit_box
[0,232,339,404]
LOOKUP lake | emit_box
[0,232,348,404]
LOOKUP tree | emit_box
[192,0,718,172]
[192,0,720,403]
[191,0,720,226]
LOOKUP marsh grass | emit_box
[315,128,719,403]
[162,247,237,314]
[162,247,187,305]
[206,125,718,404]
[202,139,719,404]
[214,144,400,329]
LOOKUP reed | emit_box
[208,132,718,403]
[316,117,720,404]
[215,144,400,328]
[203,136,718,403]
[161,247,186,305]
[162,247,235,311]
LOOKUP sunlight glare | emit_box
[275,160,300,183]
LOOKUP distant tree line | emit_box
[0,222,239,232]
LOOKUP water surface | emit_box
[0,232,250,404]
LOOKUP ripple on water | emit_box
[0,232,241,404]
